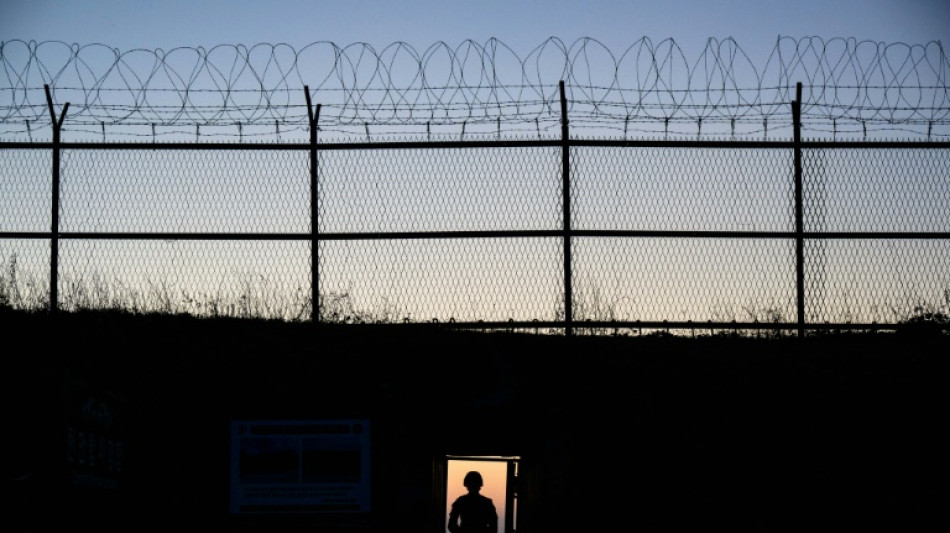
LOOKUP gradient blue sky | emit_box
[2,0,948,57]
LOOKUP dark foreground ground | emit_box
[6,309,948,531]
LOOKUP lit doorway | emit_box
[444,455,519,533]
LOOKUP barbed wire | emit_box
[1,36,948,139]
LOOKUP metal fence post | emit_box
[305,86,321,324]
[44,84,68,314]
[792,81,805,337]
[559,80,573,336]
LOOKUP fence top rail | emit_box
[3,139,950,150]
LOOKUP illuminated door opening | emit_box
[444,456,519,533]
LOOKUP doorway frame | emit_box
[441,455,520,533]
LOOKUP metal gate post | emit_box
[44,85,68,314]
[792,82,805,337]
[559,80,573,336]
[305,86,321,324]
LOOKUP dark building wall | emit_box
[7,310,948,531]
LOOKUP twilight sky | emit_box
[2,0,948,57]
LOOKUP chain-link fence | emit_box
[1,84,948,335]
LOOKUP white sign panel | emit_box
[229,419,370,514]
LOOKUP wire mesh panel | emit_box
[59,149,310,233]
[572,237,797,325]
[803,146,950,324]
[318,237,563,323]
[2,137,948,331]
[803,147,950,233]
[804,239,950,324]
[317,142,562,233]
[0,147,52,311]
[571,145,794,232]
[0,148,51,232]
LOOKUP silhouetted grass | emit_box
[2,252,947,336]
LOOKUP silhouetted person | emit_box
[448,470,498,533]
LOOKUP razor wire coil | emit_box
[2,36,949,139]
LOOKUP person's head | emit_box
[463,471,483,492]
